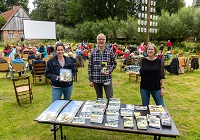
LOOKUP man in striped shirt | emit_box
[88,33,117,99]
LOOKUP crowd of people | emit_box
[0,38,173,110]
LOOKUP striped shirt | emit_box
[88,47,117,83]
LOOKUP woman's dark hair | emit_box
[28,50,34,55]
[55,42,65,51]
[14,53,20,59]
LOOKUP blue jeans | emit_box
[52,86,73,103]
[140,88,165,107]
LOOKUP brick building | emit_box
[0,5,30,41]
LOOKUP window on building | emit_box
[8,33,14,38]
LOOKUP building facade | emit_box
[0,6,30,41]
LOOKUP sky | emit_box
[28,0,193,12]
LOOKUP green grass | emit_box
[0,58,200,140]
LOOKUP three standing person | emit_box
[139,43,165,107]
[88,33,117,99]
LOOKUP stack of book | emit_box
[72,117,85,124]
[147,114,161,129]
[90,110,104,123]
[106,108,119,121]
[136,116,148,130]
[135,105,148,111]
[105,120,119,127]
[90,99,107,123]
[107,98,120,110]
[79,100,95,119]
[126,104,135,110]
[160,113,172,126]
[120,108,133,117]
[105,98,120,127]
[148,105,166,116]
[134,112,141,118]
[123,116,134,128]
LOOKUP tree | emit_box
[0,1,9,13]
[156,0,185,16]
[5,0,29,13]
[30,0,49,21]
[0,15,7,28]
[119,16,138,42]
[47,0,68,25]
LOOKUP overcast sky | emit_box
[28,0,193,13]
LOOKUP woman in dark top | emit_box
[140,43,165,106]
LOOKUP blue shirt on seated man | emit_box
[12,53,24,64]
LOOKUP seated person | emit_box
[12,53,24,77]
[37,43,48,58]
[27,50,36,71]
[12,53,24,64]
[32,52,46,65]
[157,51,163,60]
[0,52,11,78]
[9,46,21,61]
[68,52,76,63]
[122,50,131,65]
[3,45,11,57]
[32,52,46,74]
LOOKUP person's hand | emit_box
[103,70,109,75]
[89,82,94,87]
[160,88,164,97]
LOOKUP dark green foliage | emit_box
[0,15,6,28]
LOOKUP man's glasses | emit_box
[98,38,105,41]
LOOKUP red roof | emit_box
[1,6,20,22]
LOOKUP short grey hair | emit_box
[96,33,106,40]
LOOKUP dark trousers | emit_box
[93,81,113,99]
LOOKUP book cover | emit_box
[160,113,172,126]
[136,116,148,130]
[148,105,166,116]
[126,104,135,110]
[101,61,108,73]
[123,117,134,128]
[148,117,160,129]
[72,117,85,124]
[60,69,72,82]
[107,103,120,110]
[135,105,148,111]
[120,108,133,117]
[109,98,120,104]
[134,112,141,118]
[105,120,119,127]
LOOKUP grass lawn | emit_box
[0,58,200,140]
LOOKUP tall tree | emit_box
[0,1,9,13]
[30,0,49,21]
[47,0,68,25]
[156,0,185,16]
[5,0,29,12]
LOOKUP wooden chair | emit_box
[43,57,50,63]
[32,63,47,84]
[0,63,10,78]
[3,56,11,63]
[12,76,33,106]
[73,63,78,82]
[129,72,140,83]
[120,58,133,72]
[11,63,26,79]
[22,53,29,61]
